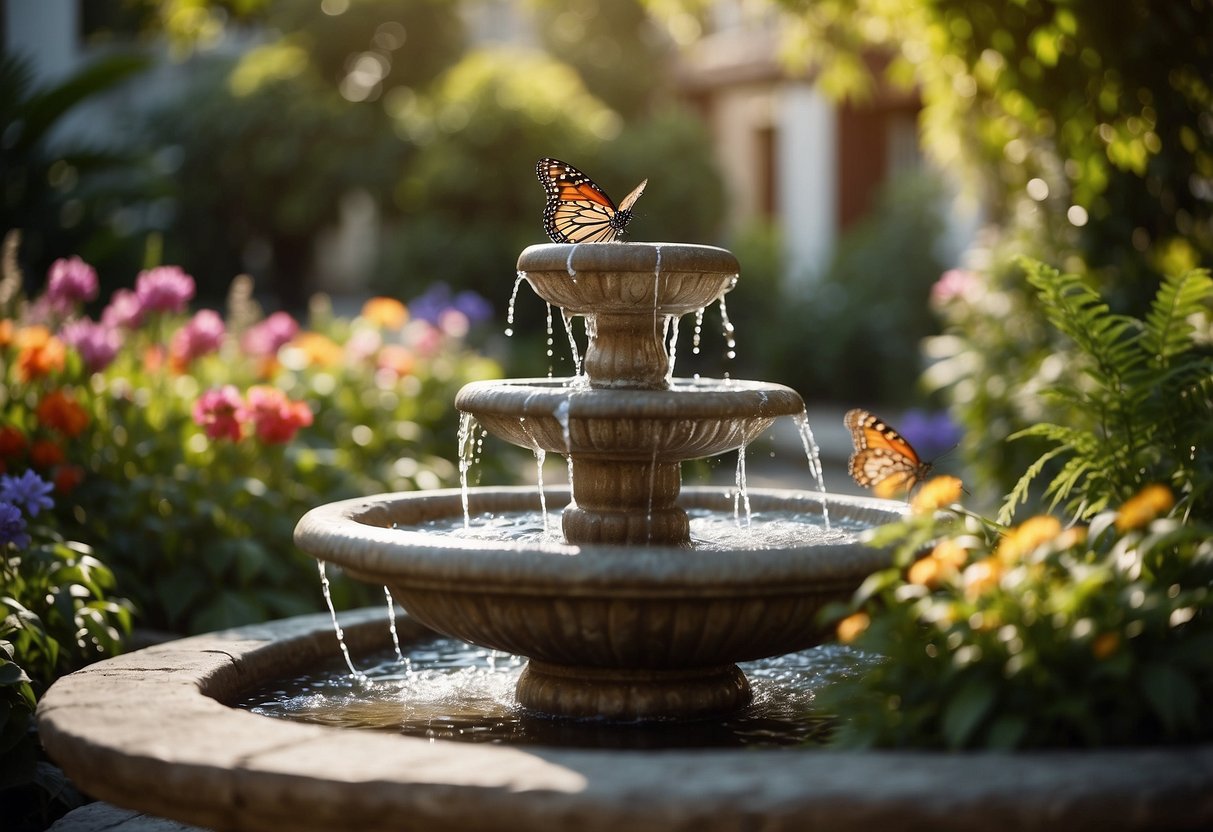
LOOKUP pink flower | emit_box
[171,309,226,365]
[101,289,145,330]
[241,312,299,358]
[193,386,246,441]
[931,269,980,307]
[245,385,313,444]
[135,266,196,314]
[46,257,99,312]
[60,318,122,372]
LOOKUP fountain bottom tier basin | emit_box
[37,608,1213,832]
[293,486,902,721]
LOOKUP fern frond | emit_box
[1142,269,1213,362]
[999,444,1069,525]
[1042,455,1097,515]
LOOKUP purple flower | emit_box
[135,266,196,314]
[46,257,99,313]
[408,283,452,326]
[102,289,145,330]
[898,409,962,459]
[453,290,493,325]
[0,502,30,549]
[0,470,54,518]
[61,318,123,372]
[171,309,226,363]
[241,311,299,358]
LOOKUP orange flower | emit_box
[53,464,85,495]
[293,332,344,368]
[361,297,409,330]
[910,475,964,514]
[0,424,27,459]
[29,438,65,468]
[963,557,1003,600]
[0,318,13,347]
[14,325,66,381]
[376,344,415,378]
[997,515,1062,562]
[36,389,89,438]
[1115,484,1175,532]
[836,611,871,644]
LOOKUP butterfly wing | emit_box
[844,409,933,498]
[536,158,643,244]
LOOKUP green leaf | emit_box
[1139,663,1199,734]
[942,678,997,749]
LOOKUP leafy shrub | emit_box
[821,259,1213,749]
[0,251,505,634]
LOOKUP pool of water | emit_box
[235,634,873,749]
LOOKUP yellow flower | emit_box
[996,515,1062,562]
[836,611,870,644]
[910,475,964,514]
[1054,525,1088,551]
[293,332,344,368]
[907,539,969,589]
[1115,484,1175,532]
[361,297,409,330]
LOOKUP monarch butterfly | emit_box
[844,408,934,499]
[536,157,647,244]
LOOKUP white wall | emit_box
[776,82,836,285]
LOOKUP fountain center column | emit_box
[583,311,669,390]
[563,457,686,545]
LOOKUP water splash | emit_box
[318,560,368,682]
[383,586,407,665]
[505,271,526,338]
[457,412,479,530]
[734,442,753,527]
[560,309,583,377]
[793,410,831,530]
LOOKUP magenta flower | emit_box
[245,385,313,444]
[46,257,99,312]
[101,289,145,330]
[135,266,196,314]
[241,312,299,358]
[192,385,246,442]
[60,318,123,372]
[171,309,226,365]
[931,269,980,307]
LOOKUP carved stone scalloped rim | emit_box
[37,606,1213,832]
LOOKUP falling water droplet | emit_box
[734,442,752,527]
[692,307,705,355]
[383,586,406,664]
[793,409,831,530]
[665,315,680,382]
[318,560,368,682]
[505,271,526,338]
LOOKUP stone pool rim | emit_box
[36,607,1213,832]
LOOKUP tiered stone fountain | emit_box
[35,242,1213,832]
[292,242,901,721]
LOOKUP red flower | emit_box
[192,386,246,442]
[36,389,90,438]
[0,425,27,460]
[245,386,313,444]
[53,464,85,495]
[29,439,65,469]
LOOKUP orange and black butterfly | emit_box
[536,157,647,244]
[844,409,934,499]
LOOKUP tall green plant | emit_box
[1002,262,1213,522]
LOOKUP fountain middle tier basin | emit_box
[294,486,904,720]
[456,377,804,459]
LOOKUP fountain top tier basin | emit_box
[517,242,738,390]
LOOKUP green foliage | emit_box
[1002,262,1213,521]
[0,52,151,286]
[819,264,1213,749]
[822,499,1213,750]
[718,172,947,405]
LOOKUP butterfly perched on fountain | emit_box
[536,157,647,244]
[844,409,934,498]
